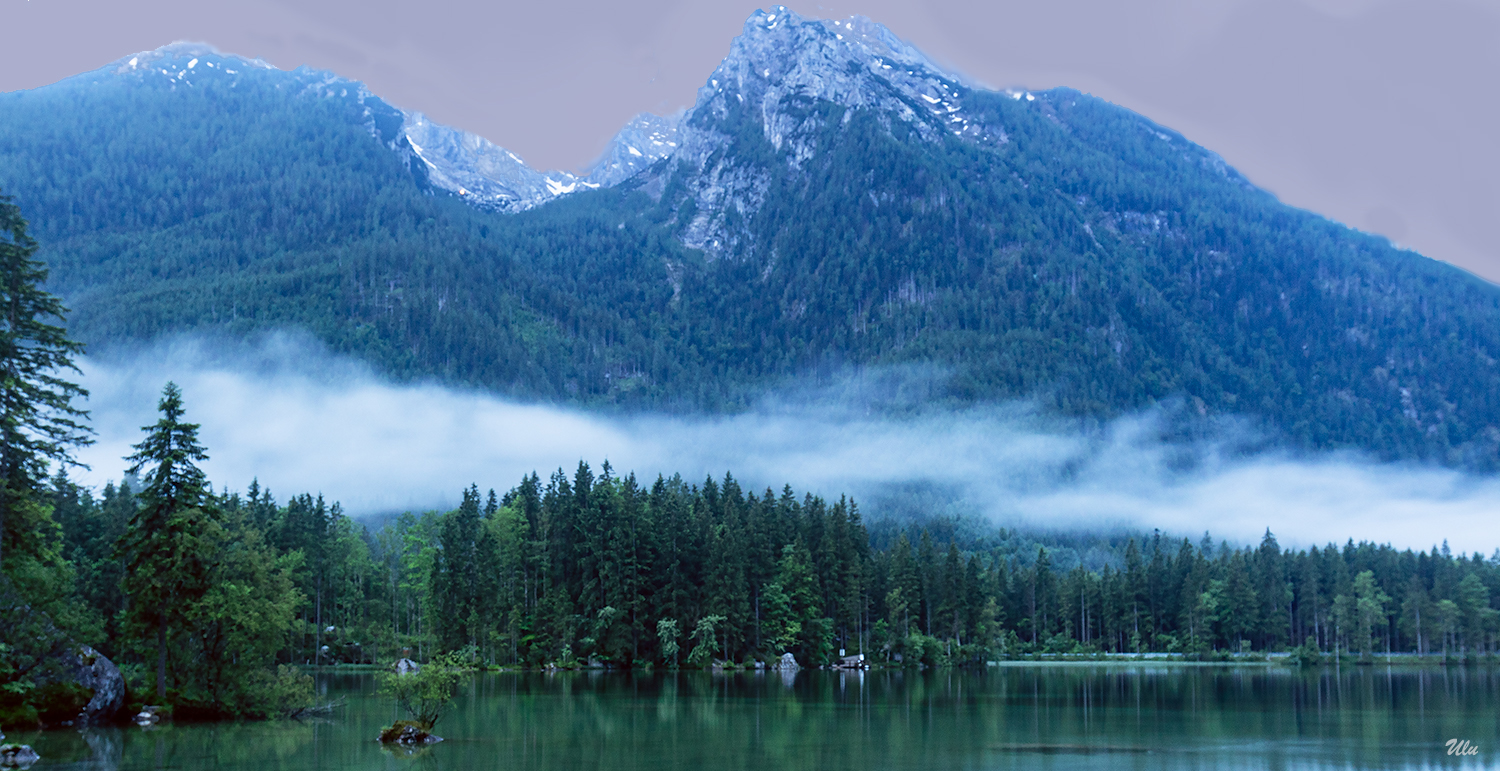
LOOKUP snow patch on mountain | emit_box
[104,41,276,88]
[400,113,594,212]
[402,109,683,211]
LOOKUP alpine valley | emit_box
[4,7,1500,468]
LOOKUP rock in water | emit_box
[779,652,799,670]
[0,743,41,768]
[378,721,443,745]
[394,658,420,675]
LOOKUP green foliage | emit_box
[1351,570,1392,659]
[377,649,469,730]
[0,675,89,729]
[117,382,217,701]
[0,193,92,574]
[320,466,1498,669]
[687,615,726,668]
[1285,636,1324,667]
[112,384,305,718]
[0,198,92,692]
[655,619,680,667]
[256,665,316,719]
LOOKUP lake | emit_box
[18,663,1499,770]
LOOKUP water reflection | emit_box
[22,664,1500,770]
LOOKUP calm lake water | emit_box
[18,664,1500,770]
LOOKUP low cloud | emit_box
[71,334,1500,554]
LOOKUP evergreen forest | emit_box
[41,455,1500,685]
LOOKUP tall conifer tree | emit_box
[118,382,215,699]
[0,193,91,573]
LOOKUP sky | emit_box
[5,0,1500,283]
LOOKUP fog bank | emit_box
[71,335,1500,553]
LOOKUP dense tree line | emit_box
[63,458,1500,675]
[361,467,1500,667]
[5,50,1500,466]
[15,390,1500,724]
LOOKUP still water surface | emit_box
[21,664,1500,770]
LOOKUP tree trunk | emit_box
[315,570,323,666]
[157,615,168,700]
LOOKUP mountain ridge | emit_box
[3,8,1499,469]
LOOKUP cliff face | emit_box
[634,9,1002,259]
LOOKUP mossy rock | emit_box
[0,743,41,768]
[378,720,442,745]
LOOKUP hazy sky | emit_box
[5,0,1498,282]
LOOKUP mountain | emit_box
[400,109,678,210]
[3,9,1500,467]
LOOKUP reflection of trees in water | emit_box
[26,720,321,770]
[27,668,1500,770]
[440,668,1499,770]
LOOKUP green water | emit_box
[17,664,1500,770]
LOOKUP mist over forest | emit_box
[71,334,1500,554]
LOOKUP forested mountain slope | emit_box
[3,10,1500,466]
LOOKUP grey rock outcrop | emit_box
[395,725,442,745]
[586,112,682,187]
[0,743,40,769]
[399,108,682,210]
[65,645,125,723]
[379,722,443,745]
[634,6,1003,260]
[0,583,121,726]
[402,113,591,212]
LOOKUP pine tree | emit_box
[117,382,216,700]
[432,485,483,652]
[0,193,91,574]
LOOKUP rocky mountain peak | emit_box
[381,8,994,220]
[586,111,682,188]
[401,113,595,212]
[645,7,1003,259]
[700,7,963,114]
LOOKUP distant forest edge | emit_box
[4,42,1500,467]
[53,454,1500,681]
